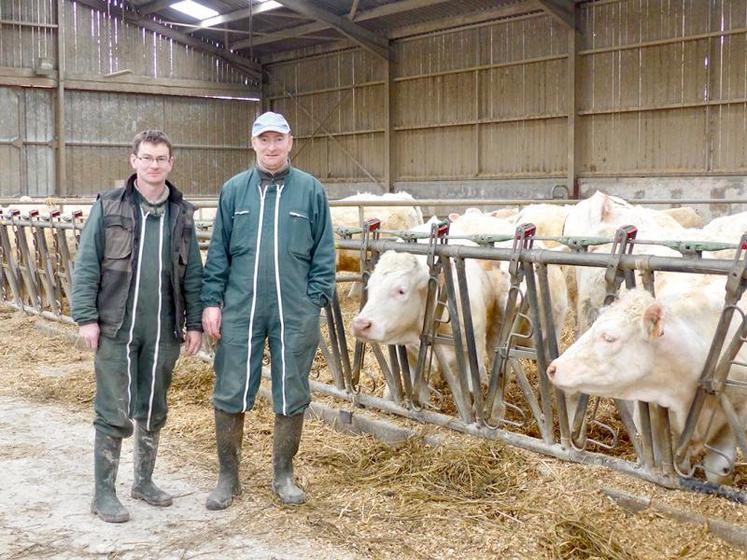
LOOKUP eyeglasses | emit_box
[136,155,172,165]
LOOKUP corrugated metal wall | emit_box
[265,0,747,188]
[0,0,257,197]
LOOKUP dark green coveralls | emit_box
[201,166,336,416]
[72,177,203,438]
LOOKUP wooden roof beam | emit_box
[272,0,390,61]
[76,0,262,80]
[537,0,577,31]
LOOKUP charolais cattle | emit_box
[331,192,423,273]
[547,282,747,483]
[350,216,503,404]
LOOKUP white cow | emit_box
[448,208,570,335]
[350,219,503,405]
[547,282,747,483]
[515,203,571,247]
[663,206,704,229]
[563,191,685,239]
[331,192,424,273]
[563,192,688,334]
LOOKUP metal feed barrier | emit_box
[329,221,747,503]
[2,204,747,503]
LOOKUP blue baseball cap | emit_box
[252,111,291,137]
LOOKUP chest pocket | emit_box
[103,214,133,267]
[229,208,254,255]
[288,211,313,259]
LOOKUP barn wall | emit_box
[0,0,258,197]
[265,0,747,204]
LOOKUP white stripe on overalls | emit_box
[272,184,289,415]
[125,208,149,417]
[242,184,268,412]
[146,211,166,430]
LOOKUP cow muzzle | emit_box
[351,316,372,339]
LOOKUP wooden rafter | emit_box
[75,0,262,80]
[537,0,577,31]
[272,0,390,61]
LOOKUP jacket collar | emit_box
[124,173,183,203]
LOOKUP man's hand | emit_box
[184,330,202,356]
[202,306,222,339]
[79,323,100,351]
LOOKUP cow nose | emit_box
[351,317,371,336]
[546,363,557,380]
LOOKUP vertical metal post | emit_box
[537,263,570,447]
[455,257,483,424]
[522,260,555,444]
[651,403,675,478]
[384,57,394,192]
[323,301,347,390]
[567,9,580,198]
[0,213,23,306]
[56,0,67,196]
[636,401,656,470]
[440,255,475,423]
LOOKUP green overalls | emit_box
[201,166,336,416]
[73,180,203,438]
[93,191,179,437]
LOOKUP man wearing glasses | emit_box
[72,130,204,523]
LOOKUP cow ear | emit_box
[448,212,460,222]
[600,193,613,221]
[642,303,664,339]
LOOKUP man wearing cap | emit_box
[201,111,335,508]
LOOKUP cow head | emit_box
[351,251,429,345]
[547,289,665,399]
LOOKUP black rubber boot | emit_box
[131,423,173,507]
[206,409,244,511]
[91,431,130,523]
[272,413,306,505]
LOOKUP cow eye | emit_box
[602,333,617,343]
[397,287,407,296]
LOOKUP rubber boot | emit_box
[206,409,244,510]
[131,423,173,507]
[91,431,130,523]
[272,413,306,505]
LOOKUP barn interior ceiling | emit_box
[115,0,577,69]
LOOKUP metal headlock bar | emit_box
[335,231,747,502]
[674,234,747,482]
[4,211,747,503]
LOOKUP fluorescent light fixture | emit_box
[254,0,282,10]
[170,1,219,20]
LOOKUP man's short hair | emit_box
[132,130,173,157]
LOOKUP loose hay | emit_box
[544,516,635,560]
[1,309,745,560]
